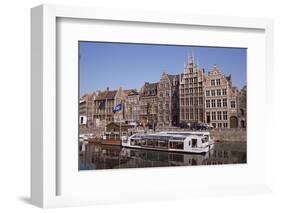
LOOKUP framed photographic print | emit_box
[31,4,274,208]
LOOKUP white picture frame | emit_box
[31,4,274,208]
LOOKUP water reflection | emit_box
[79,142,246,170]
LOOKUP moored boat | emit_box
[122,132,214,154]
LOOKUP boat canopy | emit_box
[131,133,192,142]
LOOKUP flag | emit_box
[113,103,122,113]
[99,100,106,109]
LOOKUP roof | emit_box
[167,74,179,82]
[144,82,158,89]
[95,90,117,100]
[140,82,158,97]
[124,89,139,96]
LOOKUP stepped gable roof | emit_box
[167,74,179,82]
[95,90,117,100]
[125,89,139,96]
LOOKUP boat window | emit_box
[191,139,197,148]
[159,140,168,149]
[169,141,184,150]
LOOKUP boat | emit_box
[160,131,214,150]
[122,132,214,154]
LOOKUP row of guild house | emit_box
[79,55,247,129]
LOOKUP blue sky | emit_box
[79,42,246,96]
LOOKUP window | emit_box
[212,123,216,128]
[211,80,215,86]
[217,89,221,96]
[218,123,222,128]
[211,112,216,120]
[190,88,193,94]
[217,111,222,120]
[191,139,197,148]
[199,97,203,105]
[206,90,210,96]
[190,98,193,106]
[194,98,198,105]
[166,92,169,97]
[216,79,221,85]
[223,111,228,120]
[217,99,221,107]
[223,99,227,107]
[231,101,236,108]
[211,90,216,96]
[206,100,210,108]
[211,99,216,108]
[223,123,228,128]
[181,98,184,105]
[194,77,197,83]
[190,109,194,120]
[222,89,227,95]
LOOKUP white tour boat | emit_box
[122,132,214,154]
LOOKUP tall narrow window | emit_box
[217,99,222,107]
[223,111,228,120]
[223,99,227,107]
[211,99,216,108]
[217,89,221,96]
[217,111,222,120]
[211,112,216,121]
[216,79,221,85]
[206,100,210,108]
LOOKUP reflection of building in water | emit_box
[202,142,246,165]
[79,142,246,170]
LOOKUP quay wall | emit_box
[156,127,247,142]
[209,129,246,142]
[80,127,247,143]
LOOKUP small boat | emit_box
[122,132,214,154]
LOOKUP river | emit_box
[79,142,246,170]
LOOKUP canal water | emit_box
[79,142,246,170]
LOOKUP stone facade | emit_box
[238,85,247,128]
[80,56,246,130]
[179,56,205,124]
[79,92,96,128]
[124,89,140,124]
[139,82,158,129]
[157,72,179,126]
[92,88,117,125]
[204,65,239,128]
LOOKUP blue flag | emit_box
[113,103,122,113]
